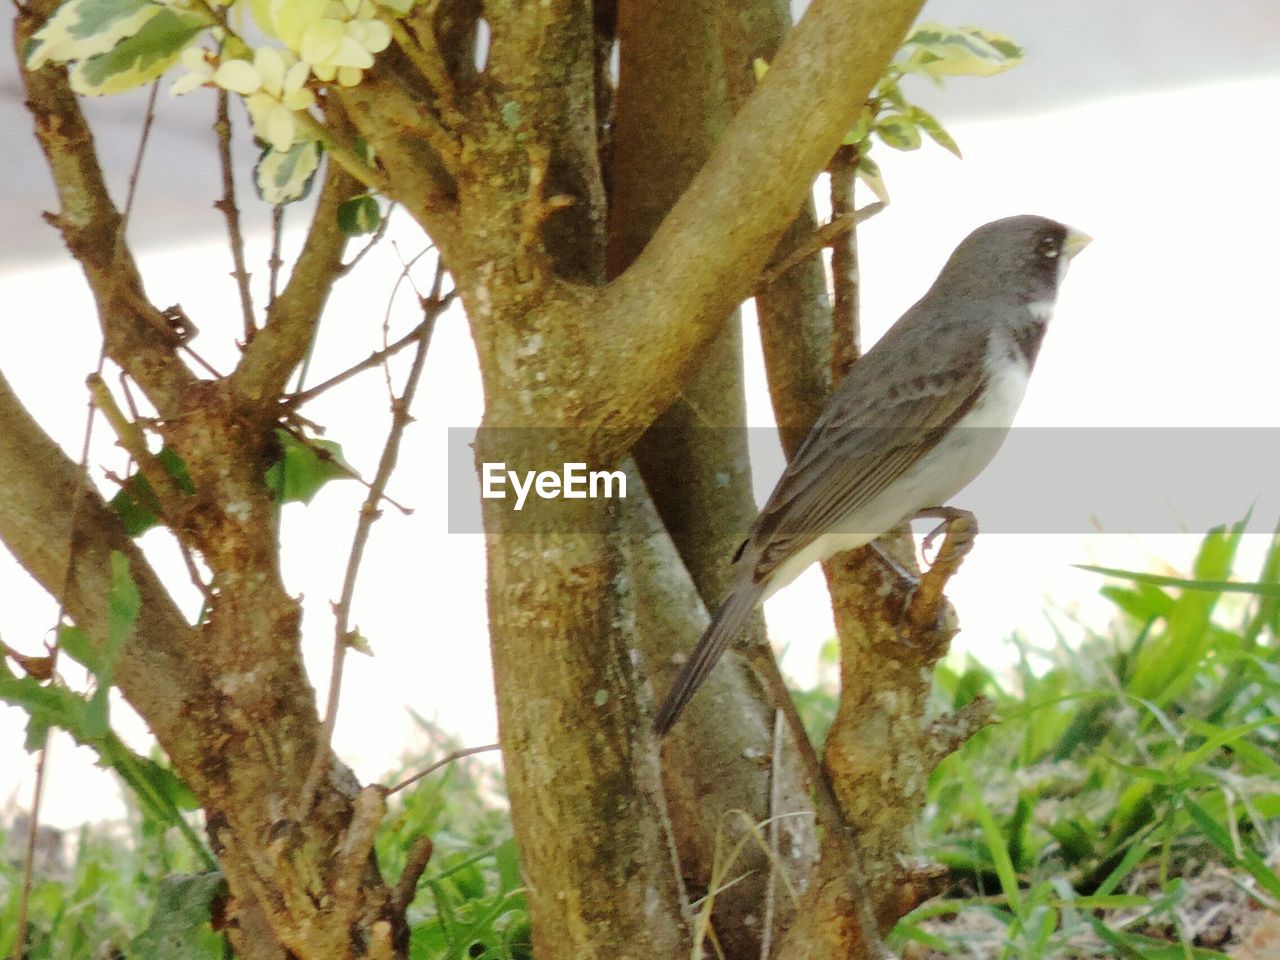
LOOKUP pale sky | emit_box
[3,75,1279,828]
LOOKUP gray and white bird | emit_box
[654,214,1090,734]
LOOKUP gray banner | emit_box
[447,427,1280,535]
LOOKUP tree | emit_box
[0,0,1022,956]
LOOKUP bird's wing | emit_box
[748,357,986,583]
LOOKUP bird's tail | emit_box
[653,581,764,735]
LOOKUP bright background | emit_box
[2,0,1278,827]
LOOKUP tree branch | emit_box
[827,144,861,381]
[588,0,924,448]
[232,165,360,404]
[0,371,204,764]
[756,202,884,290]
[15,11,195,418]
[214,88,257,345]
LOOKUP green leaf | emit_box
[255,140,322,205]
[874,113,921,151]
[264,428,354,505]
[337,194,381,236]
[27,0,159,69]
[1120,523,1248,703]
[1100,582,1175,622]
[109,551,142,647]
[0,657,88,750]
[110,479,161,535]
[875,76,907,111]
[82,552,140,737]
[1044,817,1096,866]
[855,154,889,204]
[58,624,100,673]
[908,105,962,158]
[0,655,210,864]
[841,104,875,147]
[1184,796,1280,900]
[1175,717,1280,775]
[1076,565,1280,599]
[69,7,206,95]
[900,23,1024,82]
[128,871,226,958]
[109,446,196,536]
[962,767,1021,915]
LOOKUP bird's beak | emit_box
[1062,227,1092,260]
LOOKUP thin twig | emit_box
[760,708,785,960]
[336,203,397,278]
[181,343,225,379]
[12,83,161,958]
[289,314,437,406]
[268,206,285,308]
[384,742,501,796]
[755,201,884,291]
[298,260,451,816]
[292,110,391,195]
[379,243,436,399]
[88,375,186,513]
[213,88,256,344]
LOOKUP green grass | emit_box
[893,521,1280,958]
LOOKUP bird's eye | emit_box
[1037,233,1061,259]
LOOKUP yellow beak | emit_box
[1063,227,1092,260]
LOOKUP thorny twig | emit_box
[760,709,786,960]
[181,342,224,378]
[299,258,453,816]
[289,314,437,406]
[379,243,434,396]
[213,88,256,344]
[756,201,884,291]
[12,80,161,960]
[88,375,184,512]
[384,742,501,797]
[292,109,391,195]
[337,202,397,277]
[268,206,285,308]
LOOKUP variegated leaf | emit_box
[255,139,321,205]
[900,22,1023,81]
[28,0,164,69]
[875,113,921,151]
[855,155,889,205]
[69,7,206,95]
[908,105,962,158]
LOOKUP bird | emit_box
[653,214,1090,735]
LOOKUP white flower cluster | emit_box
[171,0,392,151]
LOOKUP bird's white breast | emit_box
[760,301,1052,595]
